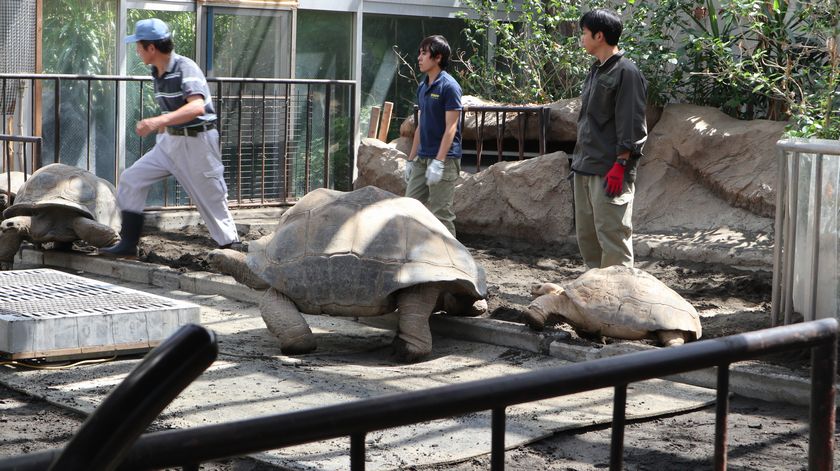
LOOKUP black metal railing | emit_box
[0,73,356,209]
[0,319,834,471]
[414,105,551,172]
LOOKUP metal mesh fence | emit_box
[0,74,355,208]
[0,0,36,115]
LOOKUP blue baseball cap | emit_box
[124,18,171,43]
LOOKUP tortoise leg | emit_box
[71,217,120,247]
[260,287,316,355]
[208,248,270,290]
[0,217,30,270]
[393,284,437,362]
[658,331,687,347]
[0,228,25,270]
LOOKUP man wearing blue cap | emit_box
[102,18,239,257]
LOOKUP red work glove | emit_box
[603,161,626,197]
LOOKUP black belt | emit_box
[166,122,216,137]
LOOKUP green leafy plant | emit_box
[619,0,683,107]
[454,0,593,103]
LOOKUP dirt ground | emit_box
[3,228,828,470]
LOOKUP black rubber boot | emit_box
[100,211,144,258]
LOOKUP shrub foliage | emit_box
[455,0,840,139]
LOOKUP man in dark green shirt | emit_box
[572,8,648,269]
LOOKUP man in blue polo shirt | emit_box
[404,35,462,237]
[102,18,239,257]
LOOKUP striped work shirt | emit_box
[151,53,217,128]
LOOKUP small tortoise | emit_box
[0,171,27,211]
[0,163,121,270]
[209,186,487,362]
[524,266,702,346]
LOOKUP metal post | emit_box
[714,365,730,470]
[236,82,244,204]
[304,84,312,194]
[260,82,267,204]
[477,111,485,171]
[323,83,331,188]
[86,79,92,171]
[283,82,292,202]
[782,152,801,324]
[809,333,836,470]
[540,107,549,156]
[609,384,627,471]
[807,154,823,321]
[771,147,787,325]
[53,77,60,162]
[350,433,366,471]
[491,408,506,470]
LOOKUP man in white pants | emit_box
[102,18,239,257]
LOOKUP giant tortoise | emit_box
[209,186,487,362]
[525,265,702,346]
[0,163,121,270]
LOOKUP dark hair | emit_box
[579,9,622,46]
[139,37,174,54]
[419,35,451,69]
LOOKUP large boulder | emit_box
[356,103,783,261]
[634,146,773,234]
[354,139,574,244]
[453,152,574,243]
[354,137,407,194]
[642,104,785,218]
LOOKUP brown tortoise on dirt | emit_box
[209,186,488,362]
[0,163,121,270]
[525,265,702,346]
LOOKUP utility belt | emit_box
[166,122,216,137]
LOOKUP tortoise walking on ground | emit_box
[0,163,121,270]
[525,266,702,346]
[209,186,487,362]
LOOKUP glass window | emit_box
[295,10,353,80]
[361,14,470,141]
[41,0,118,174]
[207,8,291,78]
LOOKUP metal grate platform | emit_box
[0,268,200,360]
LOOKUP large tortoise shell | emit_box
[246,186,486,314]
[3,163,120,230]
[565,266,702,339]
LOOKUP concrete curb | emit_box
[15,246,814,406]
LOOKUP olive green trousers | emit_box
[405,158,460,237]
[573,172,634,269]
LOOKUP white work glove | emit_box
[425,159,445,185]
[404,159,415,183]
